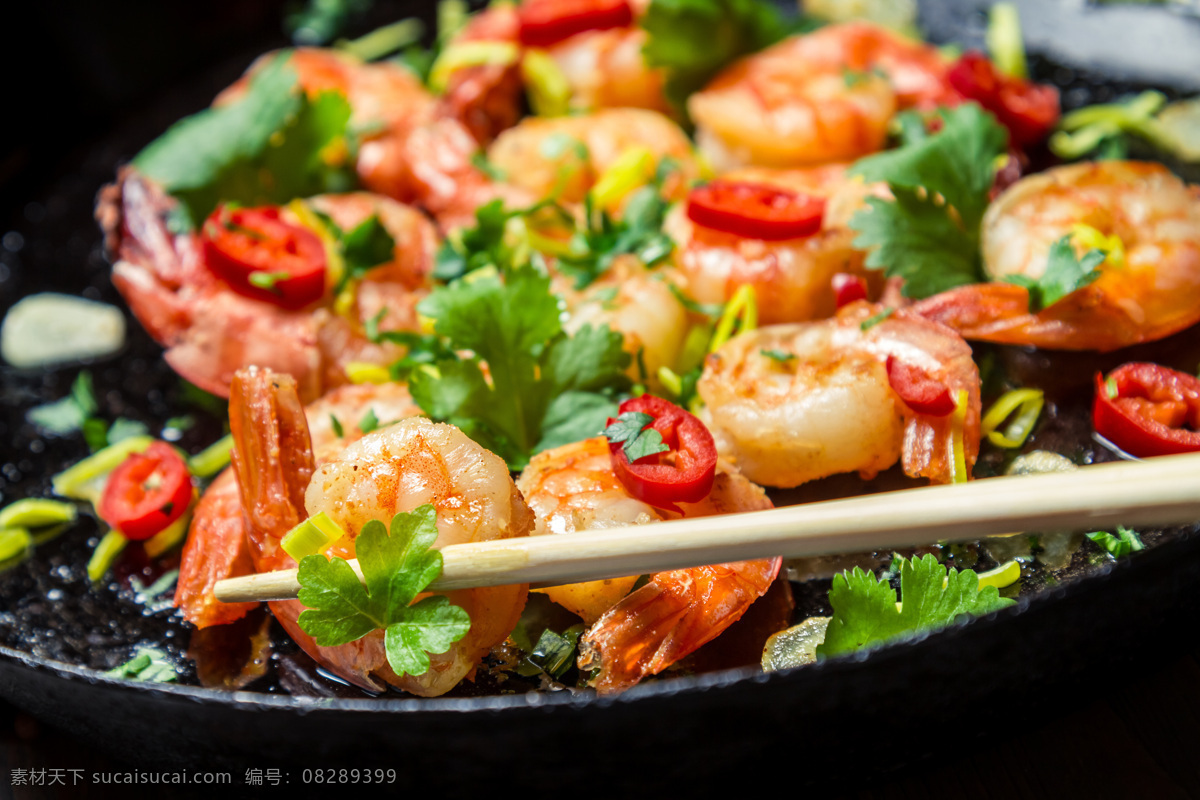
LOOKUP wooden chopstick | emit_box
[214,452,1200,604]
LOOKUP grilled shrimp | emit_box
[223,368,532,696]
[175,381,423,630]
[697,303,981,488]
[516,436,779,694]
[98,172,436,402]
[689,22,953,170]
[665,164,883,324]
[911,161,1200,351]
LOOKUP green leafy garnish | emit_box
[433,199,518,282]
[849,104,1009,298]
[106,647,177,683]
[817,554,1016,658]
[27,371,98,435]
[555,188,675,290]
[411,268,632,469]
[296,505,471,678]
[248,270,291,292]
[640,0,808,118]
[1086,526,1145,559]
[859,307,896,331]
[760,348,795,364]
[357,408,380,435]
[330,414,345,438]
[287,0,374,45]
[1002,234,1105,312]
[520,625,585,679]
[603,411,670,462]
[133,54,354,227]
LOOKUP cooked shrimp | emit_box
[911,161,1200,351]
[689,22,953,170]
[98,172,437,402]
[516,436,779,694]
[487,108,700,206]
[542,24,670,115]
[696,303,981,488]
[228,368,532,696]
[665,163,884,325]
[175,381,424,630]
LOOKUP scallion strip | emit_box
[590,146,656,210]
[976,559,1021,590]
[337,18,424,62]
[709,285,758,354]
[0,498,77,530]
[187,434,234,479]
[282,512,347,562]
[143,497,196,559]
[950,390,970,483]
[981,388,1044,449]
[345,362,392,385]
[87,529,128,582]
[521,48,572,118]
[429,41,519,94]
[52,436,156,503]
[0,528,32,563]
[985,3,1027,79]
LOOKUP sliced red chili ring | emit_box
[886,355,956,417]
[517,0,634,48]
[98,441,194,541]
[947,51,1061,148]
[832,273,868,308]
[1093,363,1200,457]
[201,205,327,310]
[686,181,826,241]
[606,394,717,513]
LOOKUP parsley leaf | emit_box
[411,268,631,469]
[603,411,671,462]
[849,104,1009,298]
[1003,234,1106,312]
[1086,526,1145,559]
[817,554,1016,658]
[640,0,807,118]
[133,53,354,227]
[296,505,471,678]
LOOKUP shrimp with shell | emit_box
[911,160,1200,352]
[516,436,779,695]
[697,303,982,489]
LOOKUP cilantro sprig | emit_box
[849,104,1009,299]
[296,505,471,678]
[1003,234,1106,312]
[133,53,354,227]
[555,186,675,290]
[1086,526,1144,559]
[28,371,149,452]
[817,554,1016,658]
[603,411,670,462]
[410,267,632,470]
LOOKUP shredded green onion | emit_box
[87,529,128,583]
[337,18,424,62]
[187,434,234,479]
[1050,91,1168,160]
[709,285,758,353]
[976,559,1021,590]
[985,3,1027,79]
[950,390,970,483]
[0,498,77,530]
[590,146,656,209]
[345,361,392,385]
[0,527,32,563]
[52,436,156,504]
[657,366,684,397]
[429,41,519,94]
[981,388,1044,448]
[521,48,572,118]
[282,512,347,562]
[143,500,195,559]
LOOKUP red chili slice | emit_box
[606,395,718,513]
[686,181,826,241]
[201,205,327,310]
[1093,363,1200,457]
[832,273,868,308]
[517,0,634,48]
[947,51,1060,148]
[886,355,956,417]
[98,442,194,541]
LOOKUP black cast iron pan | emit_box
[2,0,1199,793]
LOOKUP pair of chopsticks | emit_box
[215,452,1200,604]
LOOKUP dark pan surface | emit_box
[2,0,1200,791]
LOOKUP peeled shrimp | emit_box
[229,368,531,696]
[696,303,981,488]
[98,172,436,402]
[911,161,1200,351]
[666,164,883,325]
[516,436,778,694]
[175,381,424,630]
[689,22,953,170]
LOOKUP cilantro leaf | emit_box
[357,408,380,435]
[817,554,1016,658]
[760,348,795,363]
[411,268,631,469]
[1003,234,1105,312]
[556,188,675,289]
[433,199,519,281]
[133,53,354,227]
[287,0,373,46]
[106,646,177,683]
[849,104,1009,298]
[338,216,397,291]
[28,371,99,435]
[640,0,806,118]
[296,505,471,678]
[1086,525,1144,559]
[603,411,670,462]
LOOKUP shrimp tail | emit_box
[578,557,782,695]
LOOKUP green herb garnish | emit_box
[1002,234,1105,312]
[106,646,177,683]
[603,411,670,462]
[1086,526,1145,559]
